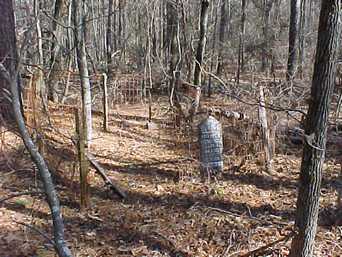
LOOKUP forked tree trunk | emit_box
[289,1,342,256]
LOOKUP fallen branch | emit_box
[205,206,288,226]
[86,153,127,199]
[0,191,44,204]
[14,221,56,247]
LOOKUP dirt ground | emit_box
[0,96,342,257]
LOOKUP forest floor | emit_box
[0,95,342,257]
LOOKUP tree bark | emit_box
[0,0,17,122]
[34,0,47,103]
[166,0,180,109]
[48,0,66,102]
[167,1,178,77]
[106,0,114,71]
[217,0,227,76]
[73,0,93,145]
[298,0,307,77]
[261,0,275,73]
[208,0,219,97]
[237,0,246,84]
[287,0,301,81]
[193,0,210,86]
[102,73,109,131]
[289,1,342,256]
[0,65,74,257]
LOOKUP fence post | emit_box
[258,84,273,173]
[74,108,90,210]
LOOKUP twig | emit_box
[42,10,74,30]
[203,69,307,116]
[205,206,288,226]
[206,206,273,226]
[13,221,56,247]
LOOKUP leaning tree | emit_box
[289,1,342,256]
[0,1,73,257]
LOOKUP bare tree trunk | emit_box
[34,0,47,103]
[217,0,227,76]
[121,2,127,61]
[1,68,74,257]
[298,0,307,78]
[106,0,114,71]
[118,0,123,49]
[61,0,73,104]
[113,0,117,53]
[289,1,342,256]
[208,0,219,97]
[73,0,92,145]
[0,2,73,256]
[48,0,66,102]
[166,0,179,106]
[102,73,108,131]
[167,1,178,77]
[287,0,301,81]
[90,0,99,64]
[180,1,192,81]
[194,0,210,86]
[237,0,246,84]
[6,69,74,257]
[0,0,17,122]
[261,0,275,73]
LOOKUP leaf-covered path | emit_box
[0,99,341,257]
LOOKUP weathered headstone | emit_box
[198,116,223,175]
